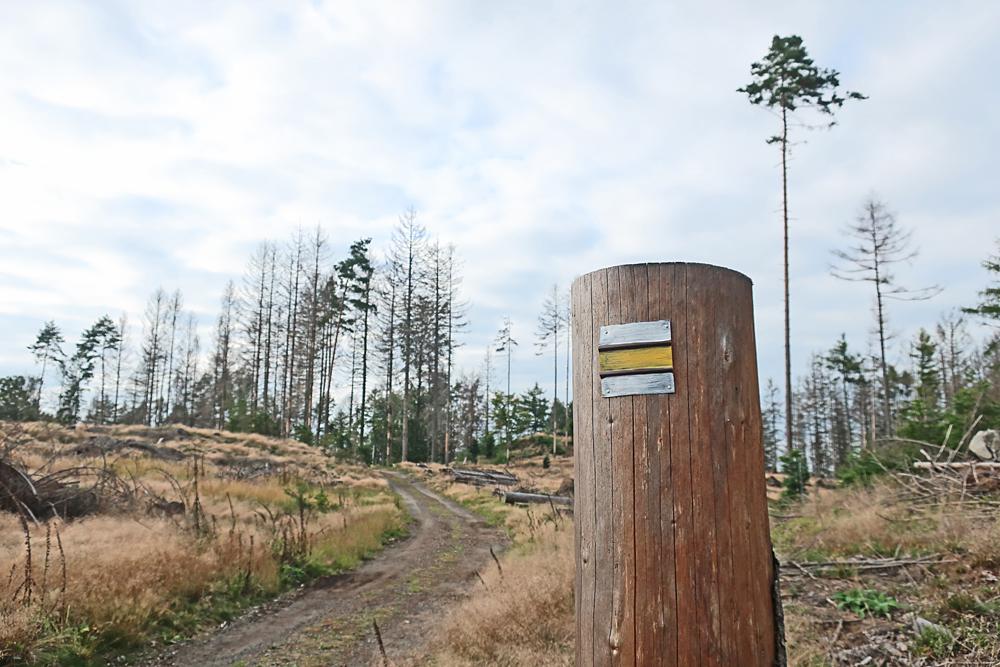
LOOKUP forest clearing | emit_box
[414,449,1000,666]
[2,3,1000,666]
[2,426,1000,665]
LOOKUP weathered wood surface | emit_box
[592,268,614,665]
[599,320,671,348]
[598,345,673,375]
[609,264,636,664]
[572,263,781,666]
[572,270,597,664]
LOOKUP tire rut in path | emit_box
[150,472,504,667]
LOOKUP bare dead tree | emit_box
[535,284,564,455]
[831,197,941,435]
[392,208,427,462]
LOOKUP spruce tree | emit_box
[964,239,1000,332]
[825,334,863,456]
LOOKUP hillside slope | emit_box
[0,421,403,665]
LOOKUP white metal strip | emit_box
[599,320,671,349]
[601,372,675,398]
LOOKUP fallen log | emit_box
[72,436,185,461]
[452,467,517,479]
[913,462,1000,470]
[781,554,955,577]
[499,491,572,506]
[450,468,518,487]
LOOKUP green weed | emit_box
[832,588,901,618]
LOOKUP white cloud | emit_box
[0,0,997,394]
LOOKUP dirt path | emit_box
[147,472,504,667]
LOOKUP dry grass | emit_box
[0,421,403,665]
[772,481,1000,566]
[412,460,574,666]
[403,456,573,542]
[774,478,1000,665]
[419,459,1000,666]
[12,421,339,480]
[427,524,574,667]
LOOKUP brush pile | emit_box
[0,460,136,520]
[897,421,1000,514]
[0,424,138,520]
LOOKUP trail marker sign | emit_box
[571,263,785,666]
[597,320,675,398]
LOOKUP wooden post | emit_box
[571,263,784,666]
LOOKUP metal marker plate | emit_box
[597,319,676,397]
[601,372,675,398]
[599,345,673,376]
[599,320,671,349]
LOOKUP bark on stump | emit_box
[571,262,784,666]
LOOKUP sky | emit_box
[1,1,998,401]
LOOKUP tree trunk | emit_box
[506,345,512,463]
[781,107,793,454]
[874,277,892,436]
[113,316,125,424]
[359,280,372,454]
[552,314,558,455]
[565,295,571,454]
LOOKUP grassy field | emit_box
[774,478,1000,665]
[0,422,406,666]
[415,455,1000,666]
[4,425,996,666]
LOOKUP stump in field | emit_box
[571,262,784,666]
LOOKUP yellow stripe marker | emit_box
[599,345,673,376]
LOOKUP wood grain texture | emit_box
[572,263,780,666]
[687,268,726,666]
[572,272,596,665]
[659,265,700,666]
[722,271,758,665]
[598,345,673,375]
[629,265,664,666]
[651,264,679,666]
[609,264,636,665]
[591,268,614,667]
[738,281,778,664]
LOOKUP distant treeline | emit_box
[1,210,572,465]
[7,209,995,476]
[763,233,1000,477]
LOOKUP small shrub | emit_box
[281,562,306,586]
[945,593,999,617]
[481,432,495,460]
[832,588,900,618]
[836,451,883,487]
[292,423,314,445]
[779,448,810,501]
[914,625,955,659]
